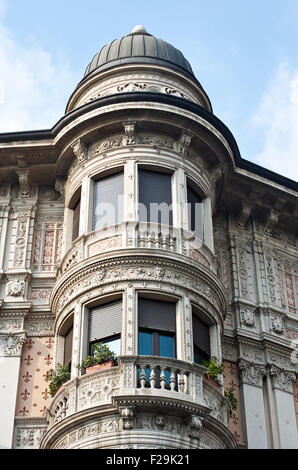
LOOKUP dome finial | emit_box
[131,25,148,34]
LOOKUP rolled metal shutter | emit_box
[138,298,176,333]
[138,169,173,225]
[89,300,122,342]
[192,314,210,357]
[72,199,81,241]
[93,172,124,230]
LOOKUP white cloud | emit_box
[0,1,77,132]
[252,61,298,181]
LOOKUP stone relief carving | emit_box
[14,419,47,449]
[238,359,266,387]
[7,277,25,297]
[0,332,26,357]
[187,414,203,440]
[175,131,192,155]
[17,169,31,198]
[71,139,88,163]
[270,315,285,335]
[120,407,135,430]
[269,365,296,393]
[123,121,136,146]
[240,308,256,328]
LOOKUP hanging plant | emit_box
[201,356,225,380]
[224,387,238,417]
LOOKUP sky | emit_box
[0,0,297,181]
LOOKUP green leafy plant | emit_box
[80,342,117,370]
[46,363,71,397]
[201,356,225,380]
[224,387,238,417]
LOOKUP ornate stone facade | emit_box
[0,26,297,450]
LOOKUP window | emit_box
[72,198,81,241]
[138,169,173,225]
[192,311,210,364]
[64,326,73,368]
[187,181,203,240]
[138,297,176,358]
[89,299,122,357]
[93,172,124,230]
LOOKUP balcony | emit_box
[58,222,216,278]
[45,356,230,430]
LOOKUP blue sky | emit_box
[0,0,298,181]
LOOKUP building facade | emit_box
[0,26,297,450]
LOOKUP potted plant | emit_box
[201,356,225,390]
[224,387,238,417]
[46,363,71,397]
[80,342,117,374]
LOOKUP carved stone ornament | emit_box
[187,414,203,440]
[17,169,31,198]
[123,121,136,146]
[7,278,25,297]
[71,139,87,163]
[270,315,285,335]
[238,359,266,387]
[175,130,192,155]
[269,365,296,393]
[1,332,26,356]
[240,308,256,327]
[120,406,136,430]
[55,177,65,198]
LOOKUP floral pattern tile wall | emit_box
[15,337,54,417]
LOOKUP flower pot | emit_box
[203,375,221,390]
[85,360,116,374]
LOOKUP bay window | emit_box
[93,171,124,230]
[138,169,173,226]
[89,299,122,357]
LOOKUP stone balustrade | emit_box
[46,356,229,429]
[58,221,215,277]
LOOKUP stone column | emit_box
[0,327,26,449]
[72,303,83,378]
[203,196,214,252]
[61,207,73,256]
[269,365,298,449]
[0,204,10,271]
[79,176,91,236]
[238,359,268,448]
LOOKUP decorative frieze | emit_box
[13,418,48,449]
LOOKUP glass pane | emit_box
[138,331,153,355]
[159,334,175,358]
[102,338,121,357]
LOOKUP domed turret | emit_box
[84,25,195,80]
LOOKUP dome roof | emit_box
[84,26,195,80]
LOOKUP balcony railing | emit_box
[46,356,229,429]
[58,222,215,277]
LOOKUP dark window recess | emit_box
[138,169,173,225]
[93,172,124,230]
[138,298,176,333]
[187,184,203,239]
[192,313,210,364]
[64,327,73,367]
[72,199,81,241]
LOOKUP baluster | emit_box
[169,237,175,252]
[147,232,153,248]
[160,368,166,389]
[150,367,156,388]
[139,366,146,389]
[161,236,168,250]
[178,372,185,393]
[184,373,188,394]
[154,234,160,248]
[139,233,145,248]
[170,369,176,391]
